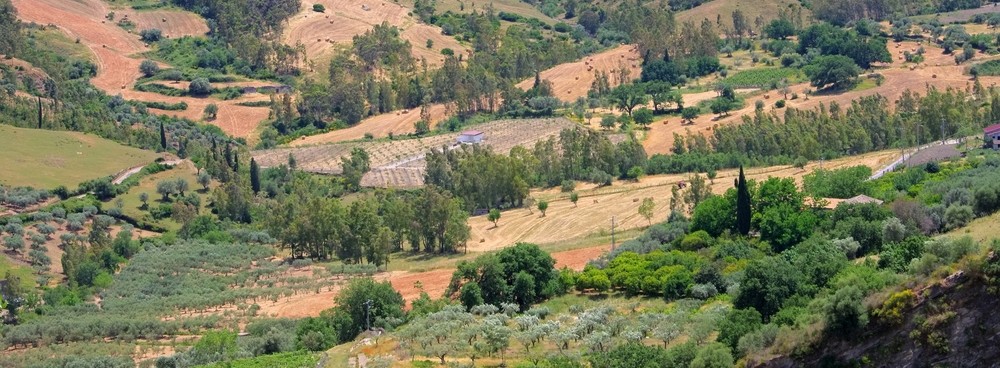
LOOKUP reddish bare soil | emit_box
[12,0,272,140]
[259,244,610,318]
[516,45,641,102]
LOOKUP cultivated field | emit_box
[283,0,468,70]
[11,0,273,140]
[117,9,209,38]
[290,104,450,146]
[254,118,579,187]
[910,3,1000,23]
[0,125,158,189]
[515,44,642,102]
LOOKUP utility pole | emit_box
[941,118,946,144]
[364,299,373,332]
[610,216,616,251]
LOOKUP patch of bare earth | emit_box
[12,0,272,140]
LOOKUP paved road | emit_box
[869,139,961,180]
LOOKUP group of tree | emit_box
[425,128,646,211]
[264,182,470,262]
[671,86,989,166]
[167,0,304,77]
[277,10,583,142]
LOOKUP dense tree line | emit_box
[168,0,303,77]
[264,181,470,260]
[425,127,646,210]
[703,87,985,161]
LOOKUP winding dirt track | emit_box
[12,0,271,139]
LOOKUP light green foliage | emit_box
[802,166,872,199]
[823,285,868,334]
[198,351,318,368]
[724,68,801,89]
[638,197,655,225]
[690,342,734,368]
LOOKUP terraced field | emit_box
[252,118,579,187]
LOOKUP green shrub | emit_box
[312,4,325,12]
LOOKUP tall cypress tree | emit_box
[159,121,167,149]
[36,96,42,129]
[736,165,751,236]
[249,158,260,194]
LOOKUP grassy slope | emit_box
[397,0,561,24]
[116,160,209,232]
[0,125,158,189]
[676,0,809,30]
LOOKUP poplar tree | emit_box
[249,158,260,194]
[736,165,751,236]
[159,121,167,149]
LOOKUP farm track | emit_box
[12,0,272,140]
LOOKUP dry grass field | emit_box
[466,148,900,252]
[676,0,810,30]
[284,0,468,70]
[516,45,642,102]
[117,9,209,38]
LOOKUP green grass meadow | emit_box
[0,125,158,189]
